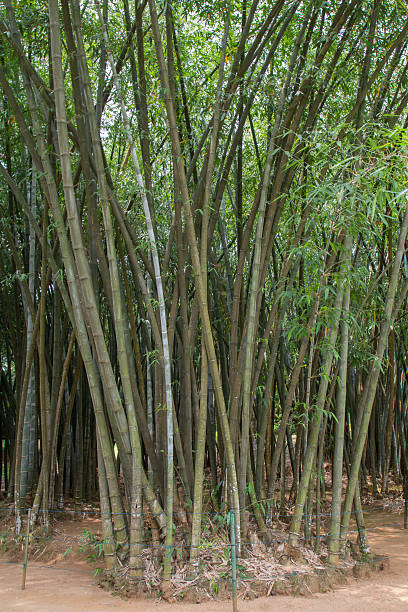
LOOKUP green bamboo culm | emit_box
[21,508,31,590]
[328,235,352,564]
[230,509,238,612]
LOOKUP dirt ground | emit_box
[0,510,407,611]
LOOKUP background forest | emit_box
[1,0,408,588]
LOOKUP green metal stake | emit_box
[21,508,31,590]
[230,509,238,612]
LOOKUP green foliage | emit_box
[79,529,105,564]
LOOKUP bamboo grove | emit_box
[1,0,408,583]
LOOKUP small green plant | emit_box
[79,529,104,564]
[63,545,72,558]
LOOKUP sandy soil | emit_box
[0,510,407,611]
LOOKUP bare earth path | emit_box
[1,510,407,611]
